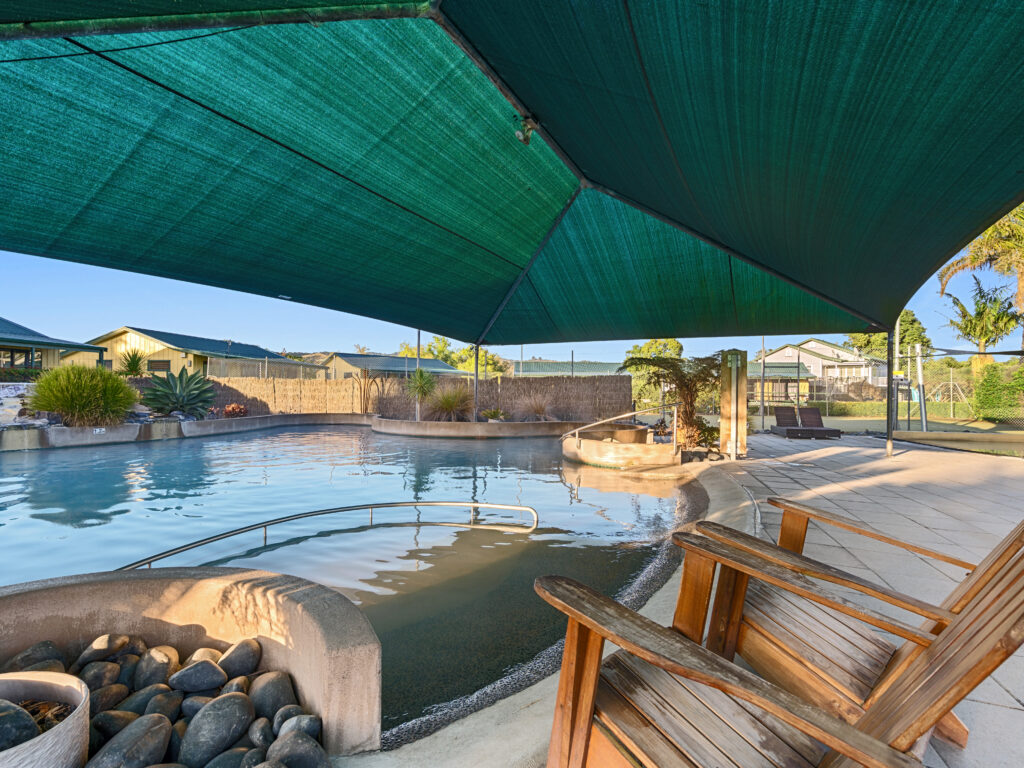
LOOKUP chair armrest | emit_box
[767,497,976,570]
[535,575,921,768]
[695,520,954,624]
[673,532,937,646]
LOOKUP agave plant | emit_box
[142,369,216,418]
[117,348,147,378]
[427,381,473,422]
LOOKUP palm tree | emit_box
[618,354,719,449]
[945,277,1020,374]
[939,202,1024,349]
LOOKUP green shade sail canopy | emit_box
[1,3,1022,344]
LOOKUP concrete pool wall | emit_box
[0,567,381,755]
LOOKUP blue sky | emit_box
[0,249,1012,362]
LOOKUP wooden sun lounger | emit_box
[769,405,818,439]
[798,407,842,438]
[673,497,1024,748]
[536,540,1024,768]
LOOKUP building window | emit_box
[98,360,113,370]
[147,360,171,372]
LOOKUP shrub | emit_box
[142,369,216,418]
[28,365,137,427]
[0,367,43,383]
[427,382,474,421]
[516,392,553,422]
[223,403,248,418]
[117,348,147,377]
[481,408,507,421]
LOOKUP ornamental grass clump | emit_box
[427,381,474,422]
[29,365,137,427]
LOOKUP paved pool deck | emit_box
[337,435,1024,767]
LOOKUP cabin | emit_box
[0,315,104,371]
[323,352,461,380]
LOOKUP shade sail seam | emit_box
[476,183,581,344]
[62,35,524,272]
[590,181,889,331]
[434,9,586,182]
[620,0,721,243]
[0,25,252,63]
[0,4,433,41]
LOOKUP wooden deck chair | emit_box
[797,407,842,438]
[536,544,1024,767]
[770,406,815,439]
[673,497,1024,748]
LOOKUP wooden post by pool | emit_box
[886,331,894,457]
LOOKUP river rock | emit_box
[118,683,171,714]
[23,658,66,673]
[117,654,140,686]
[217,639,261,679]
[71,634,129,672]
[240,748,266,768]
[114,636,148,659]
[134,646,180,689]
[265,731,330,768]
[89,724,105,754]
[177,692,254,768]
[249,672,296,720]
[222,676,250,695]
[1,640,63,672]
[205,747,249,768]
[277,714,321,741]
[247,717,273,750]
[271,704,303,735]
[0,699,40,751]
[85,712,171,768]
[170,660,228,692]
[92,709,139,739]
[166,718,188,762]
[90,683,129,713]
[231,731,254,750]
[148,764,188,768]
[81,661,122,691]
[182,695,213,719]
[185,648,222,666]
[146,690,185,721]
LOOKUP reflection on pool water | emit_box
[0,426,699,730]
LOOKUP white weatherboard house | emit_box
[757,338,888,386]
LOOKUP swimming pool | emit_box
[0,426,700,736]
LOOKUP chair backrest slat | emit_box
[797,407,825,428]
[775,406,799,426]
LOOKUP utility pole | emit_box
[571,349,575,377]
[894,313,901,374]
[520,343,524,377]
[473,344,479,422]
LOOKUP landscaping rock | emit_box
[92,709,139,739]
[81,661,121,691]
[265,730,330,768]
[247,717,273,750]
[170,660,228,692]
[271,704,303,735]
[0,698,40,751]
[85,712,171,768]
[177,692,254,768]
[277,715,321,741]
[90,683,129,714]
[146,690,185,721]
[222,676,250,694]
[1,640,63,672]
[182,695,213,719]
[116,654,140,686]
[204,747,249,768]
[217,639,261,680]
[134,646,180,689]
[251,763,286,768]
[167,718,188,762]
[114,636,148,659]
[148,764,187,768]
[185,648,222,666]
[117,683,171,715]
[89,724,105,754]
[240,748,266,767]
[23,658,66,673]
[249,672,296,720]
[72,634,129,672]
[231,731,254,750]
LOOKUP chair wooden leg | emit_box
[673,550,717,642]
[706,566,749,660]
[934,711,969,749]
[777,510,810,553]
[547,618,605,768]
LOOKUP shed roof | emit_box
[328,353,460,375]
[0,6,1021,343]
[748,362,816,380]
[85,326,307,363]
[0,315,104,353]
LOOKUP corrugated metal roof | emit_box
[512,360,626,376]
[0,315,104,353]
[87,326,309,363]
[329,353,460,375]
[748,362,815,379]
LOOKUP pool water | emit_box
[0,426,697,730]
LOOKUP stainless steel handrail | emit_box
[118,500,538,570]
[561,402,684,454]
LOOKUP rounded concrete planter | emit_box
[0,671,89,768]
